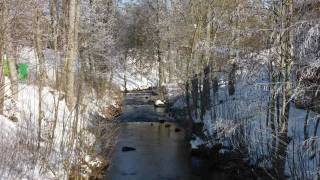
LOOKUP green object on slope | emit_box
[2,55,28,80]
[3,60,9,77]
[18,63,28,80]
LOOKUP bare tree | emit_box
[64,0,80,108]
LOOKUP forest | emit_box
[0,0,320,179]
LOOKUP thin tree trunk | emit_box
[200,66,210,120]
[50,0,58,49]
[0,4,5,115]
[155,0,163,87]
[303,110,310,141]
[205,4,211,66]
[0,45,4,115]
[0,1,9,114]
[50,0,60,89]
[167,41,173,83]
[33,8,47,150]
[269,60,278,159]
[273,0,293,178]
[124,52,128,92]
[3,1,18,101]
[7,43,18,100]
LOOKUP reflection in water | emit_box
[106,91,227,180]
[106,91,193,180]
[105,123,192,180]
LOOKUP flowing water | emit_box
[104,91,192,180]
[105,122,192,180]
[104,91,226,180]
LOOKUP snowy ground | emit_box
[0,77,120,179]
[169,51,320,179]
[0,47,124,179]
[113,57,159,91]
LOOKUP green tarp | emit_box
[3,60,28,80]
[18,64,28,80]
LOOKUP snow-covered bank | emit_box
[168,47,320,179]
[0,78,121,179]
[113,57,159,91]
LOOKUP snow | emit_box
[0,116,15,137]
[113,57,159,91]
[0,46,123,179]
[114,71,157,91]
[155,99,165,106]
[18,47,63,84]
[0,82,70,179]
[172,97,187,109]
[190,136,206,149]
[0,77,119,179]
[168,41,320,179]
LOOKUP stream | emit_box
[104,91,226,180]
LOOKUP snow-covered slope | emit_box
[170,45,320,179]
[113,57,158,91]
[0,78,120,179]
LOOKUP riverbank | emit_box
[168,93,272,180]
[191,146,272,180]
[70,89,123,179]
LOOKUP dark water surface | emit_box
[105,91,192,180]
[105,122,192,180]
[104,91,225,180]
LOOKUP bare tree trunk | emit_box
[7,43,18,100]
[64,0,80,108]
[156,0,164,87]
[33,7,47,150]
[50,0,58,49]
[167,41,173,83]
[191,74,199,119]
[200,66,210,120]
[50,0,60,89]
[0,48,4,115]
[62,0,69,45]
[0,4,6,115]
[304,110,310,141]
[310,117,320,160]
[123,52,128,92]
[185,18,199,122]
[273,0,293,178]
[60,0,69,91]
[268,56,278,159]
[33,9,47,81]
[157,43,163,87]
[205,4,211,66]
[211,75,218,121]
[228,63,236,96]
[5,0,18,100]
